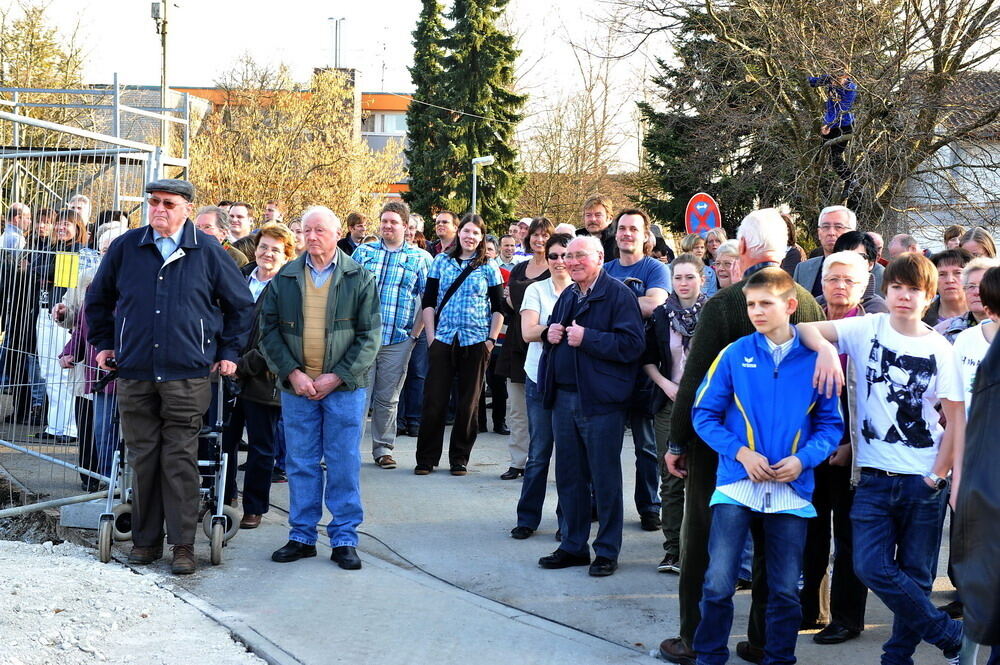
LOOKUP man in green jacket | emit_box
[658,208,826,665]
[259,205,381,571]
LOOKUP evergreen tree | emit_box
[403,0,449,225]
[438,0,525,230]
[636,11,778,235]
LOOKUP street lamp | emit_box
[470,155,495,216]
[328,17,345,68]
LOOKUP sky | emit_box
[24,0,658,167]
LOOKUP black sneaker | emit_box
[657,553,680,574]
[271,468,288,483]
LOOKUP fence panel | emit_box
[1,83,187,517]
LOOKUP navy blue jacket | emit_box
[539,271,645,414]
[85,221,254,382]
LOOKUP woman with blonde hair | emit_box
[704,228,727,265]
[681,233,718,296]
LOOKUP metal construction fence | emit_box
[0,78,189,517]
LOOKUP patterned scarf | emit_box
[664,291,707,351]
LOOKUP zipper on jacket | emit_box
[119,316,127,353]
[200,318,205,355]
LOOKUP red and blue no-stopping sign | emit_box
[685,193,722,237]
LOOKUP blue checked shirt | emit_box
[427,253,502,347]
[353,240,429,346]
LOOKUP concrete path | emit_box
[127,428,976,664]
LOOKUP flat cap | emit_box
[145,178,195,201]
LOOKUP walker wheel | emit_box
[210,522,224,565]
[98,517,113,563]
[202,505,241,542]
[111,503,132,541]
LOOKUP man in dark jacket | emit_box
[537,234,645,577]
[86,178,254,575]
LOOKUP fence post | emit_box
[112,73,121,210]
[11,90,20,202]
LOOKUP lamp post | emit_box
[470,155,495,216]
[151,1,169,153]
[328,17,345,68]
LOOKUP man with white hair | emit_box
[887,233,920,260]
[794,205,857,297]
[260,205,381,570]
[799,250,873,646]
[536,234,645,577]
[195,206,248,268]
[659,208,826,665]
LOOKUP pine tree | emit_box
[403,0,449,225]
[438,0,525,230]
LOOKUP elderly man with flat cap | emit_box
[86,178,254,575]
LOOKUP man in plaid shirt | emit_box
[352,201,429,469]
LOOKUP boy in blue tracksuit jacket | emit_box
[691,268,843,665]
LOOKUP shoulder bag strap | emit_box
[435,260,479,325]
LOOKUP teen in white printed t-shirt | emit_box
[798,253,965,665]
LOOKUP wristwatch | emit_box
[486,337,497,345]
[926,472,948,490]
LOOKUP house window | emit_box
[362,112,407,134]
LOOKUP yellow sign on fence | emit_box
[53,252,80,289]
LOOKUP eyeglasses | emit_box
[823,276,859,287]
[818,224,849,232]
[147,196,183,210]
[564,251,595,261]
[964,283,981,292]
[547,252,567,261]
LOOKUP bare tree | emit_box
[517,33,633,223]
[611,0,1000,237]
[190,57,403,221]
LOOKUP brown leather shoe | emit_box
[240,513,262,529]
[128,544,164,565]
[171,544,196,575]
[659,637,696,665]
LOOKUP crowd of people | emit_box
[1,180,998,664]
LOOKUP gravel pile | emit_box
[0,539,265,665]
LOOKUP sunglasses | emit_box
[547,252,567,261]
[147,196,185,210]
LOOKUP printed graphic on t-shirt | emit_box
[861,337,936,449]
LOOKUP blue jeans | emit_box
[92,392,119,478]
[397,331,428,428]
[629,412,661,515]
[515,379,562,531]
[694,503,807,665]
[281,389,366,548]
[552,389,625,560]
[26,353,45,406]
[852,471,961,664]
